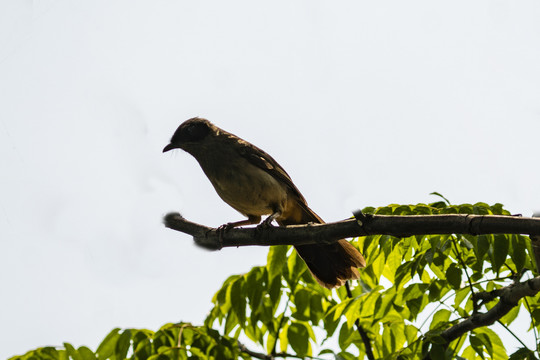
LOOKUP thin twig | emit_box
[451,236,477,313]
[523,296,539,353]
[238,342,272,360]
[345,281,375,360]
[496,320,529,349]
[270,296,291,355]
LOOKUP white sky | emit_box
[1,1,539,357]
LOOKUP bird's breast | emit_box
[199,157,288,217]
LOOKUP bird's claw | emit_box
[217,222,235,232]
[215,223,235,248]
[256,218,275,230]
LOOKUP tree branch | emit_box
[163,212,540,250]
[440,276,540,343]
[237,342,272,360]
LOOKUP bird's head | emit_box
[163,117,213,153]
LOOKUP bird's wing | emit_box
[231,135,307,204]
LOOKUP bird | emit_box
[163,117,365,288]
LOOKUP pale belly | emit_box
[204,162,287,216]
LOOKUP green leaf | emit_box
[395,261,413,288]
[134,337,153,359]
[115,330,131,359]
[405,324,419,344]
[318,348,335,355]
[476,235,490,262]
[322,307,341,338]
[286,250,307,285]
[224,308,239,335]
[428,344,447,360]
[388,322,406,355]
[359,292,380,318]
[430,192,451,205]
[245,267,264,309]
[430,309,452,330]
[469,334,484,357]
[403,283,429,301]
[96,328,120,359]
[489,203,505,215]
[77,347,96,360]
[382,247,402,283]
[292,288,311,321]
[499,301,520,326]
[287,322,310,357]
[267,245,288,280]
[230,277,247,325]
[446,263,462,289]
[474,327,507,360]
[511,235,526,273]
[268,271,283,304]
[343,298,362,328]
[336,351,358,360]
[309,292,324,323]
[473,202,491,215]
[266,331,277,355]
[509,347,537,360]
[492,234,510,273]
[462,345,478,359]
[278,323,289,353]
[458,204,474,214]
[374,291,396,322]
[454,287,471,311]
[338,323,355,351]
[132,330,153,349]
[147,354,170,360]
[369,253,385,284]
[428,335,448,345]
[64,343,82,360]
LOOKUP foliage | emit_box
[9,324,248,360]
[10,201,540,359]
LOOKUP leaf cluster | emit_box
[10,201,540,360]
[10,323,246,360]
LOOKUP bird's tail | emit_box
[278,203,366,289]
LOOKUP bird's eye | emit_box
[187,125,197,135]
[185,122,210,141]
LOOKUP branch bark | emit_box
[440,276,540,343]
[163,212,540,250]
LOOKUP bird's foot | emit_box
[256,217,276,230]
[217,222,236,232]
[215,222,235,248]
[257,211,280,230]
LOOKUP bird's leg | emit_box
[216,215,261,246]
[218,215,261,231]
[258,210,282,229]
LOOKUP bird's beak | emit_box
[162,143,177,153]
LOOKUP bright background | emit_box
[1,1,539,357]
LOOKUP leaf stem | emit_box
[523,297,539,354]
[451,236,477,313]
[496,320,528,349]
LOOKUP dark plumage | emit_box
[163,117,365,288]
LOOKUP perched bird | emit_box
[163,117,365,288]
